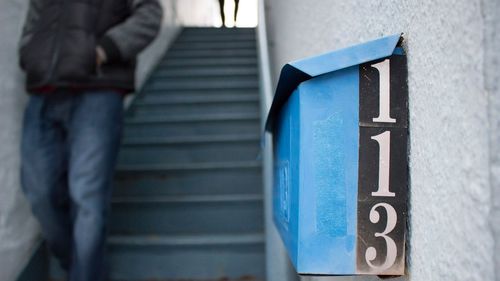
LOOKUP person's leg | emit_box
[66,91,123,281]
[218,0,225,27]
[21,95,72,271]
[234,0,240,24]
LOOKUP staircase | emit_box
[109,27,264,280]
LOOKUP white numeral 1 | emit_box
[371,131,395,197]
[371,59,396,123]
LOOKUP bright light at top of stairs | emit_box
[217,0,258,28]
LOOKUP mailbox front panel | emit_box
[297,66,359,274]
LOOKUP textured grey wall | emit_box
[0,1,41,280]
[265,0,495,280]
[483,0,500,279]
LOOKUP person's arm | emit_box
[97,0,163,64]
[18,0,39,70]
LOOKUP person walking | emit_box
[218,0,240,27]
[17,0,163,280]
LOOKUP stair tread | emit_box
[125,112,259,123]
[148,77,258,82]
[180,29,255,33]
[122,134,260,145]
[109,233,265,246]
[145,83,258,91]
[153,68,258,77]
[134,95,258,105]
[179,33,255,39]
[182,27,255,31]
[177,36,256,42]
[171,43,256,51]
[160,58,257,67]
[117,161,261,172]
[166,49,257,58]
[150,75,258,82]
[112,194,263,204]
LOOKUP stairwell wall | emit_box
[483,0,500,278]
[1,0,214,280]
[263,0,497,280]
[0,1,40,281]
[257,1,301,281]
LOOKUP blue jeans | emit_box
[21,90,124,281]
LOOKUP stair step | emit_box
[177,34,256,44]
[160,57,256,67]
[153,66,258,77]
[122,134,259,145]
[112,193,263,204]
[166,49,257,59]
[118,134,260,165]
[123,112,260,138]
[116,161,261,172]
[134,93,258,105]
[145,79,258,91]
[125,112,259,124]
[110,194,263,234]
[139,88,258,98]
[182,27,255,31]
[128,100,259,118]
[148,75,258,85]
[114,162,261,197]
[123,118,259,138]
[181,28,255,36]
[110,233,264,246]
[108,233,265,280]
[50,234,265,281]
[171,40,256,50]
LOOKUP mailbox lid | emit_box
[265,33,402,132]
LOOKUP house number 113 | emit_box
[365,59,398,271]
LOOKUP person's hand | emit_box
[96,46,107,66]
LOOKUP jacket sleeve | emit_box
[98,0,163,63]
[18,0,40,69]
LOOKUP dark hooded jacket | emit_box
[18,0,163,94]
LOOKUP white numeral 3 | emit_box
[365,203,398,271]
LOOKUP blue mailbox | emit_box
[265,34,408,276]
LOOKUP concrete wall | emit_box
[256,1,301,281]
[0,1,41,281]
[264,0,496,280]
[0,1,215,280]
[482,0,500,279]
